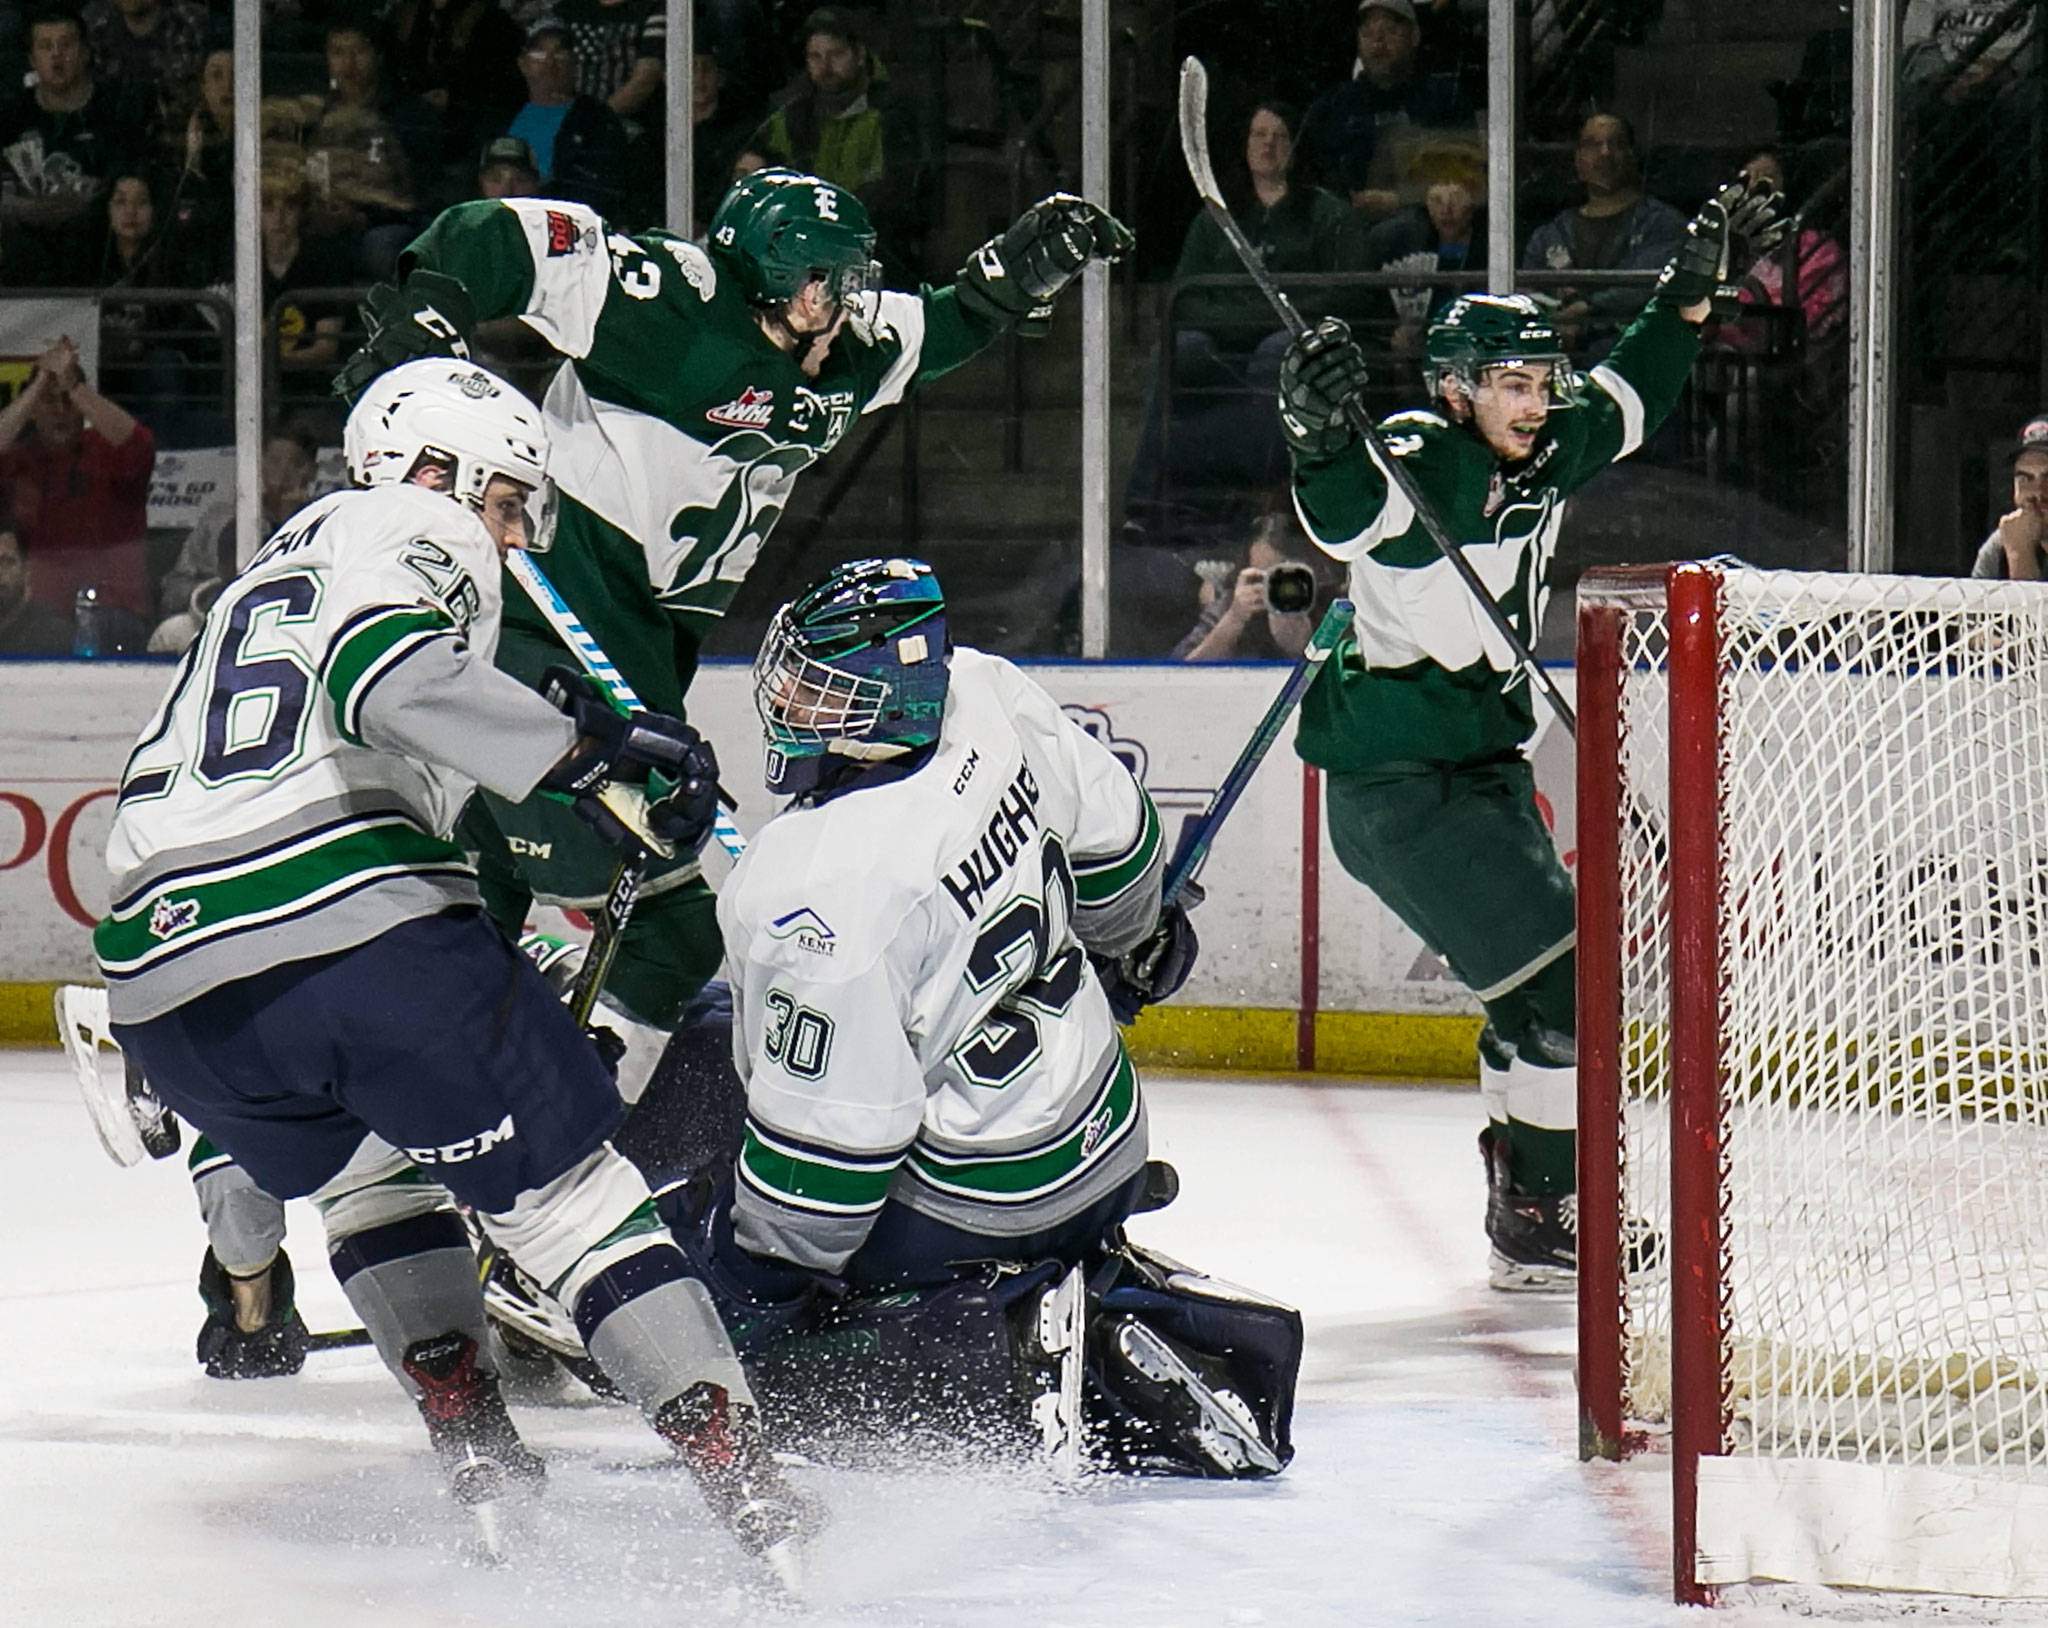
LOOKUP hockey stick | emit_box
[503,548,747,1028]
[503,547,747,859]
[1176,57,1576,739]
[1162,597,1352,906]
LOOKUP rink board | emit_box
[0,659,1579,1068]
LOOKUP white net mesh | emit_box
[1599,567,2048,1476]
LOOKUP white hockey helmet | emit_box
[343,358,554,544]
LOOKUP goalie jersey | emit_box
[95,484,576,1024]
[718,649,1166,1273]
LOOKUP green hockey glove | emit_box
[1278,318,1370,459]
[954,193,1135,337]
[1654,175,1791,317]
[331,270,477,404]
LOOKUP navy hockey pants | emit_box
[113,907,624,1215]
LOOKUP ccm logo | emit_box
[405,1114,516,1164]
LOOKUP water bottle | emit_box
[73,584,105,658]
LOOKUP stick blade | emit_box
[1177,57,1224,207]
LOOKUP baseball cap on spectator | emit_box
[525,17,572,48]
[801,7,863,47]
[2008,414,2048,465]
[481,136,538,171]
[1357,0,1419,22]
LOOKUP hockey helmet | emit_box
[343,357,555,546]
[754,557,950,799]
[706,167,882,314]
[1424,294,1583,407]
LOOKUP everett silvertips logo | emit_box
[769,906,836,956]
[707,387,776,429]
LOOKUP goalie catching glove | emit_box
[1653,174,1791,318]
[332,270,477,404]
[1277,319,1371,459]
[954,194,1136,337]
[537,668,721,858]
[1096,882,1203,1027]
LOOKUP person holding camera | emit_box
[1176,515,1322,661]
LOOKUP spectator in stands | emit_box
[475,133,540,198]
[1971,414,2048,579]
[556,0,663,127]
[1175,512,1326,662]
[382,0,524,200]
[691,45,758,231]
[0,335,154,645]
[503,18,628,217]
[1719,148,1846,353]
[1295,0,1474,224]
[1364,174,1485,352]
[1520,111,1684,359]
[736,7,928,274]
[0,522,73,653]
[152,429,315,652]
[1124,99,1362,547]
[164,41,231,280]
[301,22,441,276]
[0,6,149,282]
[82,0,207,136]
[262,163,349,374]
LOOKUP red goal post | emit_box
[1577,561,2048,1605]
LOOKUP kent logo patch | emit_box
[707,387,776,429]
[769,906,836,957]
[148,896,200,939]
[545,210,580,256]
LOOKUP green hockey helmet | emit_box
[706,167,883,311]
[1424,294,1583,407]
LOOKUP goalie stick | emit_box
[1176,56,1577,740]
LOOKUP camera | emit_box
[1265,562,1317,615]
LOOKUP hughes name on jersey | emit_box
[95,484,575,1022]
[1292,299,1700,770]
[402,199,1000,707]
[717,649,1166,1272]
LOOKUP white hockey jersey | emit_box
[718,648,1166,1273]
[96,484,576,1023]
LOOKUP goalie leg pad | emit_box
[1082,1241,1301,1479]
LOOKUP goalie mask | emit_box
[1424,294,1584,410]
[343,358,556,549]
[754,557,950,800]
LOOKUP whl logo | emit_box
[148,896,200,939]
[707,387,775,429]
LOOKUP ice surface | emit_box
[1,1054,1713,1626]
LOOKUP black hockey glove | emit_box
[1278,319,1370,460]
[1095,883,1203,1027]
[954,193,1136,337]
[538,668,722,857]
[1654,175,1791,318]
[195,1247,311,1380]
[332,269,476,404]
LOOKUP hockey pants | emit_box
[1323,754,1577,1194]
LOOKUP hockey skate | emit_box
[400,1331,546,1561]
[472,1228,624,1401]
[1031,1264,1089,1480]
[1480,1126,1576,1293]
[655,1380,819,1596]
[59,984,179,1166]
[1106,1314,1284,1477]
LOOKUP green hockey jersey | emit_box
[1290,299,1701,772]
[402,197,1000,710]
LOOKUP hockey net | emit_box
[1577,563,2048,1602]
